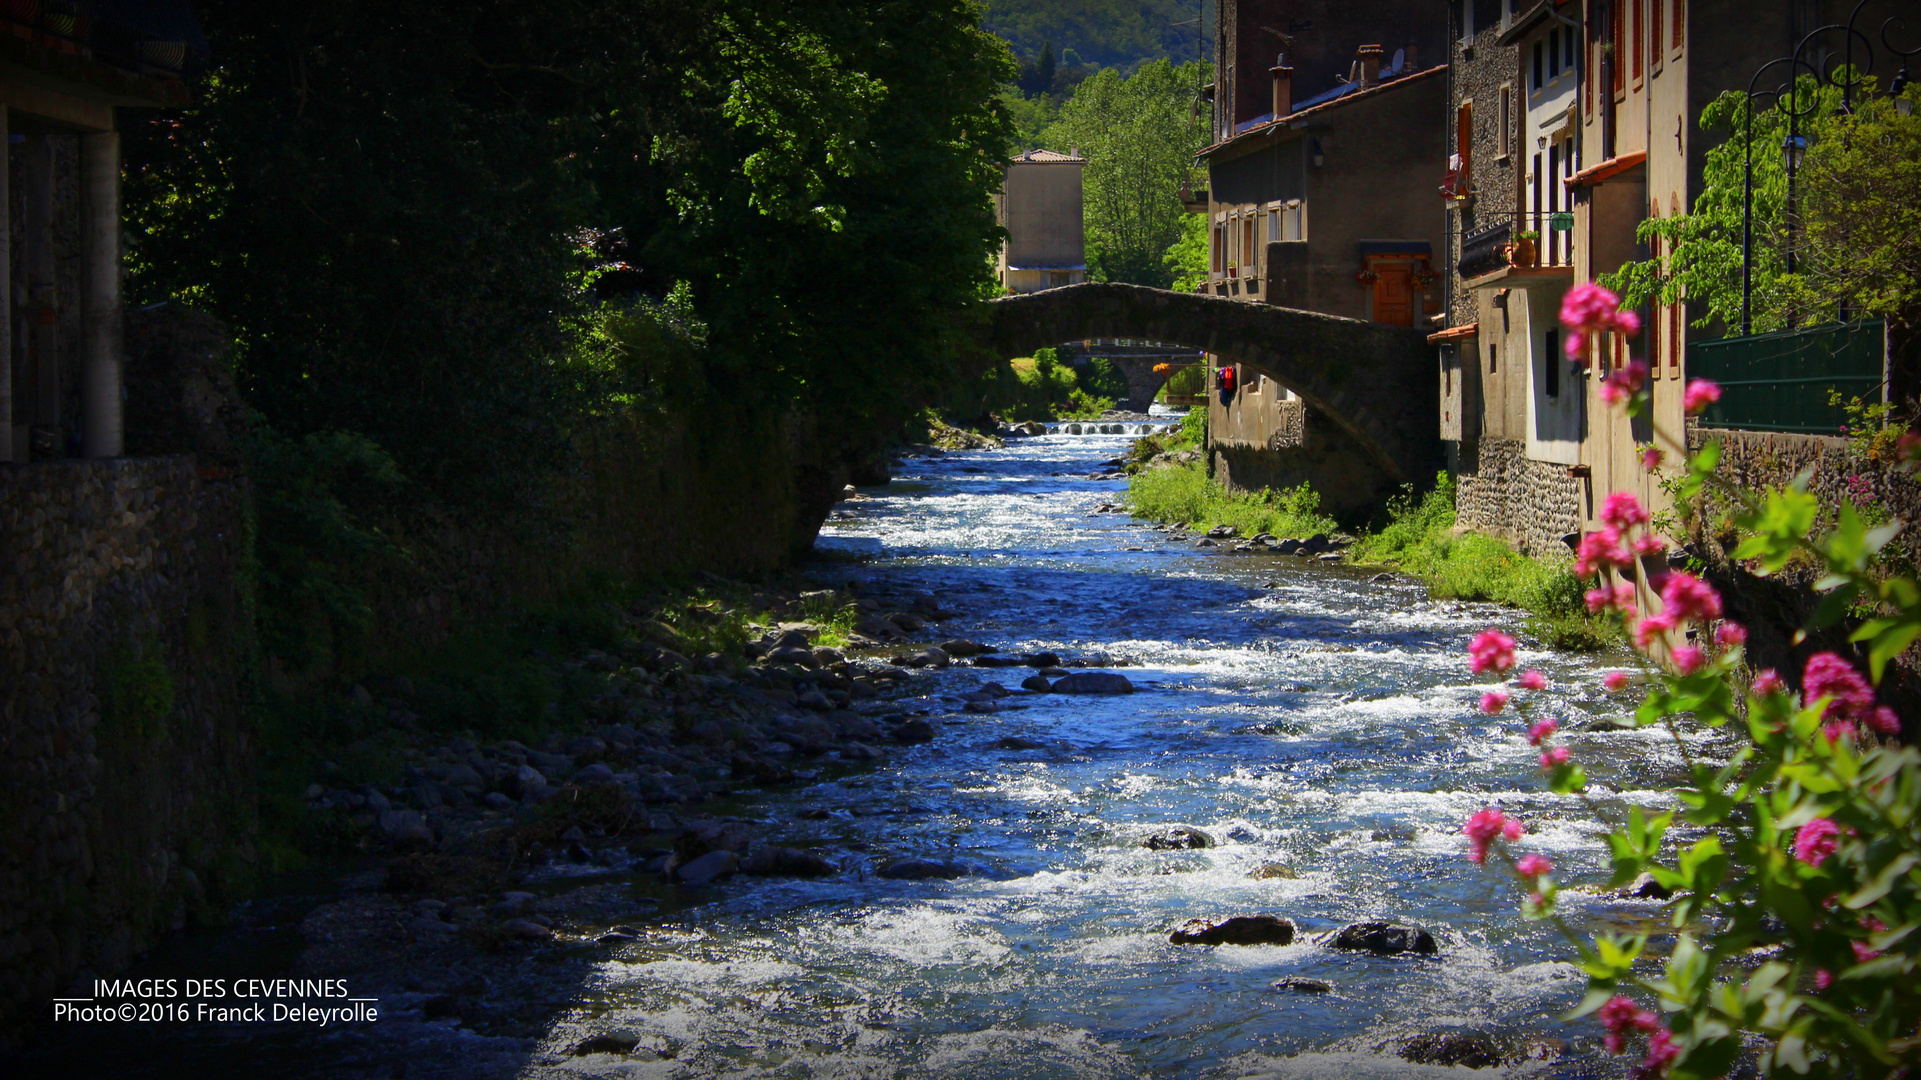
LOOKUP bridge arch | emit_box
[981,282,1439,488]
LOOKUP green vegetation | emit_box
[981,0,1211,73]
[954,348,1122,421]
[1351,475,1608,650]
[103,647,177,740]
[1165,212,1210,292]
[1043,58,1211,286]
[1126,462,1337,539]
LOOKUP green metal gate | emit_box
[1688,320,1887,434]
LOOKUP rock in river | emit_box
[1326,921,1437,955]
[742,846,837,878]
[892,718,937,745]
[674,850,738,886]
[993,736,1048,750]
[1051,672,1135,695]
[1169,915,1296,946]
[1271,977,1332,993]
[1020,674,1051,693]
[1398,1033,1504,1068]
[877,858,968,880]
[1143,826,1213,850]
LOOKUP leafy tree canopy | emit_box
[981,0,1212,72]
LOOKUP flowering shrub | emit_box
[1463,284,1921,1078]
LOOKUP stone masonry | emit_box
[1454,436,1584,557]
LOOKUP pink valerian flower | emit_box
[1463,807,1524,864]
[1803,652,1878,726]
[1598,996,1661,1055]
[1641,446,1664,471]
[1600,360,1651,406]
[1469,629,1518,675]
[1896,430,1921,467]
[1814,968,1835,990]
[1516,669,1548,691]
[1560,282,1625,335]
[1659,572,1723,625]
[1515,853,1554,879]
[1636,1029,1682,1078]
[1794,818,1840,867]
[1600,491,1652,529]
[1868,706,1901,735]
[1715,622,1748,648]
[1852,939,1883,963]
[1527,718,1559,745]
[1632,533,1667,558]
[1585,583,1638,614]
[1671,646,1706,675]
[1575,528,1634,576]
[1751,669,1786,696]
[1632,611,1676,650]
[1683,378,1722,415]
[1604,671,1631,692]
[1481,690,1510,715]
[1540,746,1571,769]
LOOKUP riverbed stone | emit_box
[503,918,554,941]
[1271,977,1332,993]
[742,846,837,878]
[892,718,937,745]
[1020,675,1051,692]
[940,639,993,657]
[1023,652,1061,668]
[1169,915,1295,945]
[1143,826,1213,850]
[674,850,738,886]
[1326,921,1437,955]
[1397,1033,1503,1068]
[993,736,1047,750]
[876,858,968,880]
[1249,863,1298,879]
[1051,672,1135,695]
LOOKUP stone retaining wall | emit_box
[1454,437,1584,558]
[0,456,254,1025]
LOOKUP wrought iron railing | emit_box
[1455,209,1578,280]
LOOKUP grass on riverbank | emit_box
[1126,460,1339,539]
[1351,475,1612,650]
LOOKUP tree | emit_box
[1045,58,1209,286]
[1165,212,1209,292]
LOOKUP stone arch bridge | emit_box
[980,282,1439,487]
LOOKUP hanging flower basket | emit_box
[1354,268,1380,287]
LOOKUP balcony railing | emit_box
[1456,210,1577,281]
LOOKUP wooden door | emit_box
[1372,262,1413,326]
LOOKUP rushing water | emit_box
[19,418,1716,1079]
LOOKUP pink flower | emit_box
[1598,996,1660,1055]
[1659,572,1723,625]
[1469,629,1518,675]
[1632,533,1667,558]
[1897,430,1921,464]
[1715,622,1747,648]
[1852,939,1882,963]
[1601,360,1650,407]
[1803,652,1877,724]
[1600,491,1651,529]
[1515,853,1554,879]
[1639,1028,1681,1076]
[1575,527,1633,576]
[1585,587,1615,613]
[1751,669,1786,696]
[1794,818,1840,867]
[1868,706,1901,735]
[1683,378,1722,415]
[1612,309,1643,337]
[1814,968,1834,990]
[1560,282,1623,335]
[1540,746,1571,769]
[1640,446,1664,471]
[1481,689,1510,715]
[1463,807,1524,863]
[1517,669,1548,691]
[1671,645,1706,675]
[1632,611,1676,650]
[1603,671,1630,692]
[1527,717,1559,745]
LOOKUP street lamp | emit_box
[1780,134,1808,171]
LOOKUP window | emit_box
[1648,210,1663,375]
[1457,101,1473,185]
[1672,0,1684,51]
[1612,1,1625,97]
[1565,24,1576,71]
[1212,226,1224,272]
[1457,0,1471,42]
[1651,0,1663,74]
[1244,217,1256,271]
[1489,344,1498,374]
[1267,209,1280,243]
[1281,202,1304,241]
[1547,142,1561,262]
[1548,28,1561,78]
[1632,0,1644,86]
[1532,151,1542,228]
[1545,330,1561,397]
[1497,85,1512,160]
[1534,40,1544,92]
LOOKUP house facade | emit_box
[1439,0,1833,558]
[997,149,1087,294]
[1197,0,1450,515]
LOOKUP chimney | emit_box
[1357,44,1384,88]
[1270,64,1294,117]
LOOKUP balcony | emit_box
[1457,210,1576,289]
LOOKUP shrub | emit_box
[1125,462,1336,539]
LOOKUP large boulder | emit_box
[1326,921,1437,955]
[1169,915,1296,946]
[940,639,994,657]
[1051,672,1135,695]
[741,846,837,878]
[674,849,738,886]
[876,858,968,880]
[1143,826,1213,850]
[891,718,937,745]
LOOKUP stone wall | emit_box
[0,455,255,1023]
[1454,436,1584,557]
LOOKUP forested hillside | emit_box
[981,0,1211,70]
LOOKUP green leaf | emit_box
[1844,852,1919,908]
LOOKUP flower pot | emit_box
[1511,238,1538,268]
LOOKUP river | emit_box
[17,419,1708,1079]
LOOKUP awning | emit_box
[1567,150,1648,189]
[1427,322,1479,343]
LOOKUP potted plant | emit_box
[1512,230,1540,268]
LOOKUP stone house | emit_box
[1197,0,1449,515]
[996,149,1087,294]
[1437,0,1837,557]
